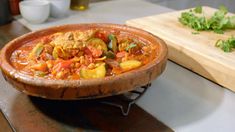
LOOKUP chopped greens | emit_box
[108,34,118,53]
[192,31,200,35]
[179,6,235,34]
[35,71,47,77]
[29,43,44,58]
[215,36,235,52]
[194,6,202,14]
[125,43,137,51]
[108,34,115,40]
[104,51,115,59]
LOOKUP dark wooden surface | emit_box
[0,109,13,132]
[0,21,173,132]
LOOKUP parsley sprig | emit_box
[125,43,137,51]
[215,36,235,52]
[179,6,235,34]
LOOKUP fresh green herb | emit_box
[194,6,202,14]
[35,46,43,57]
[29,43,44,58]
[108,34,118,53]
[192,31,199,34]
[35,71,47,77]
[219,5,228,14]
[108,34,115,40]
[104,51,115,59]
[215,36,235,52]
[179,6,235,34]
[213,29,224,34]
[125,43,137,51]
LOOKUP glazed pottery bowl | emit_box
[0,23,168,100]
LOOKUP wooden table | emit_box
[0,21,172,132]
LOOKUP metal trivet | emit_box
[100,83,151,116]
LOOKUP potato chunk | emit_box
[80,63,106,79]
[120,60,141,71]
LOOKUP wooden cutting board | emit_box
[126,6,235,92]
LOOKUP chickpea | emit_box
[56,71,64,79]
[56,69,69,79]
[121,53,129,62]
[142,46,150,52]
[70,63,75,68]
[74,63,81,68]
[80,56,85,64]
[46,60,53,69]
[118,41,129,51]
[88,63,95,69]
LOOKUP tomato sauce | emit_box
[10,29,157,80]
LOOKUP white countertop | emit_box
[138,61,235,132]
[16,0,235,131]
[17,0,171,31]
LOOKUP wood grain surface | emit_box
[126,6,235,92]
[0,110,13,132]
[0,21,172,132]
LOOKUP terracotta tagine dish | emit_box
[0,23,168,100]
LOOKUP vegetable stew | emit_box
[10,29,157,80]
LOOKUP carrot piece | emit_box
[30,62,48,72]
[52,60,72,72]
[60,60,72,69]
[116,51,127,58]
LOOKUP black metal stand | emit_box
[101,83,151,116]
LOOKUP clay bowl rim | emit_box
[0,23,168,89]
